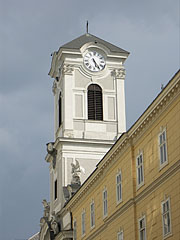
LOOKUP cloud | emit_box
[0,0,179,239]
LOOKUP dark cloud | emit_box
[0,0,179,239]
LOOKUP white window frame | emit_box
[138,215,146,240]
[136,152,144,188]
[81,209,86,236]
[117,230,123,240]
[116,171,122,204]
[73,219,77,240]
[159,128,168,169]
[90,200,95,228]
[161,198,172,238]
[103,188,108,218]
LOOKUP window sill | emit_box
[81,233,86,239]
[116,199,122,206]
[136,182,145,191]
[159,161,168,171]
[163,232,172,239]
[103,214,108,220]
[90,225,95,231]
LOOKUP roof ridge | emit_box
[59,33,129,54]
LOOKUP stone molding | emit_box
[65,72,180,210]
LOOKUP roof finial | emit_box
[86,20,89,34]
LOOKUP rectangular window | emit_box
[159,129,168,167]
[81,210,85,236]
[136,152,144,187]
[90,201,95,228]
[103,189,108,217]
[117,231,123,240]
[73,220,77,240]
[116,171,122,203]
[162,198,171,237]
[54,179,57,200]
[139,216,146,240]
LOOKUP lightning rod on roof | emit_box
[86,21,89,34]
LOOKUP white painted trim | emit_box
[161,197,172,238]
[102,188,108,218]
[136,151,145,189]
[158,127,168,170]
[90,200,95,229]
[116,170,122,204]
[138,215,146,240]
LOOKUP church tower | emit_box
[46,33,129,214]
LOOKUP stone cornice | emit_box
[45,137,114,163]
[128,71,180,141]
[55,230,73,239]
[65,70,180,210]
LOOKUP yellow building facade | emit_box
[65,70,180,240]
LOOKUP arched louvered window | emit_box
[58,92,62,127]
[88,84,103,120]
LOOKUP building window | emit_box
[159,128,168,167]
[139,216,146,240]
[54,179,57,200]
[103,189,108,217]
[136,152,144,187]
[81,210,86,236]
[73,220,77,240]
[58,92,62,127]
[162,198,171,237]
[116,171,122,203]
[90,201,95,228]
[88,84,103,121]
[117,231,123,240]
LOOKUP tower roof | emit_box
[60,33,129,54]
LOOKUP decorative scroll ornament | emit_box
[112,68,126,79]
[62,64,74,75]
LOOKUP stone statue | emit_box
[42,199,50,218]
[71,160,85,184]
[71,159,81,174]
[50,211,59,235]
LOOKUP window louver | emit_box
[88,84,103,120]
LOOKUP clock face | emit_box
[84,51,106,72]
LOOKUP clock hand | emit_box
[92,58,100,69]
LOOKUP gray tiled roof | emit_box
[60,33,129,54]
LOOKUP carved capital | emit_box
[112,68,126,79]
[62,64,74,75]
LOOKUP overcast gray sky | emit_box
[0,0,179,239]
